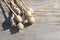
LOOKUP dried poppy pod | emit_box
[10,1,16,9]
[28,16,36,24]
[19,0,34,13]
[15,15,23,22]
[28,7,34,14]
[14,7,22,15]
[10,1,22,15]
[17,22,24,31]
[23,7,34,14]
[25,10,32,17]
[23,20,28,24]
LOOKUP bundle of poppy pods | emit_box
[3,0,36,31]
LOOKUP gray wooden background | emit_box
[0,0,60,40]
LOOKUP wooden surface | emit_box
[0,0,60,40]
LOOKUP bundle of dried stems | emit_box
[3,0,36,31]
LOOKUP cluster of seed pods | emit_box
[3,0,36,32]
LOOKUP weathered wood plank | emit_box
[0,0,60,40]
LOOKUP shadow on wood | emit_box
[0,3,19,34]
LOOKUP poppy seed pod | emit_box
[10,1,16,8]
[28,16,36,24]
[17,22,24,31]
[14,7,22,15]
[21,0,34,13]
[28,7,34,13]
[10,1,21,15]
[15,15,23,22]
[25,10,32,17]
[23,20,28,24]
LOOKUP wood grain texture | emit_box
[0,0,60,40]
